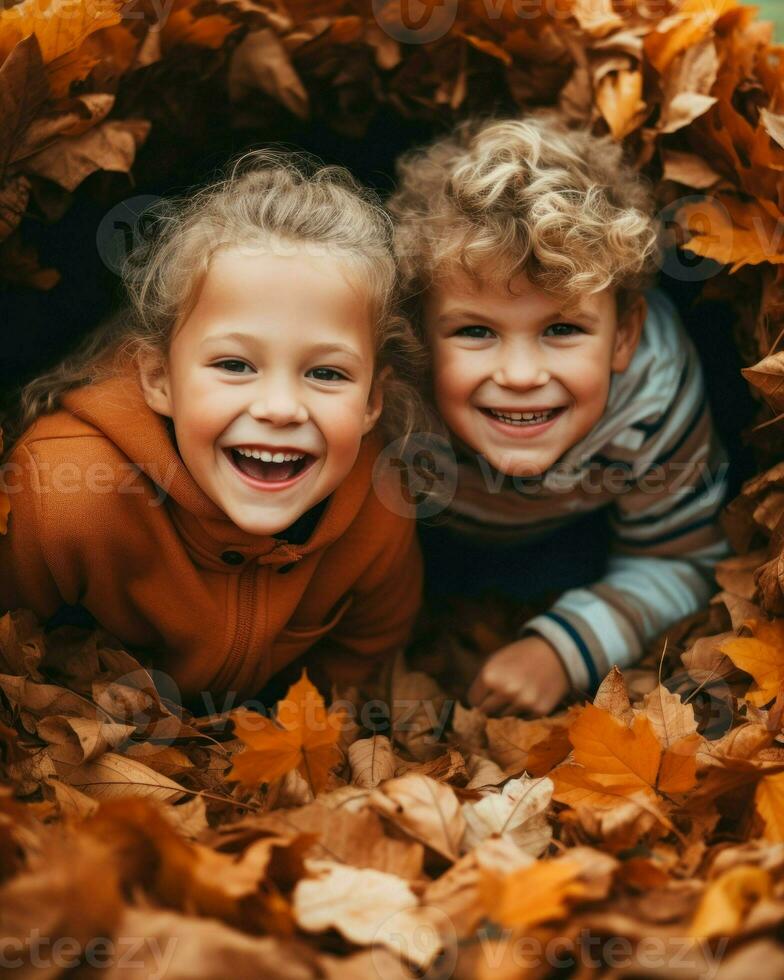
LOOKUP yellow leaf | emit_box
[0,0,122,66]
[690,865,772,938]
[596,68,647,140]
[720,619,784,706]
[755,771,784,841]
[644,0,738,74]
[480,859,587,930]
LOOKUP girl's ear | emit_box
[137,350,173,417]
[611,294,647,373]
[362,365,390,435]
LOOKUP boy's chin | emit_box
[483,448,555,479]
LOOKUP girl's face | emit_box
[139,245,382,536]
[423,267,645,477]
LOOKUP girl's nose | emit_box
[248,380,309,426]
[492,355,550,390]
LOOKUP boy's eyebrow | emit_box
[436,308,498,324]
[435,307,601,325]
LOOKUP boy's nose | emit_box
[492,356,550,390]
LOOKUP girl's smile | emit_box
[223,444,318,490]
[138,245,384,536]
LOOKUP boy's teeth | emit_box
[488,408,557,425]
[234,447,305,462]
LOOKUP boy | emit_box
[388,112,730,717]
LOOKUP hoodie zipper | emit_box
[222,563,264,693]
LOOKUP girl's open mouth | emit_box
[225,447,316,488]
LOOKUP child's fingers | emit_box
[466,674,490,707]
[475,691,512,716]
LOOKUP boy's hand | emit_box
[466,634,571,717]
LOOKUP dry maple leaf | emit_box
[555,702,696,803]
[720,618,784,706]
[227,670,346,797]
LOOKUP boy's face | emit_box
[139,246,383,536]
[424,268,646,477]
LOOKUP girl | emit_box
[0,151,425,713]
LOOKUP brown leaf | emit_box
[62,751,187,803]
[347,734,395,788]
[23,118,151,191]
[369,774,465,861]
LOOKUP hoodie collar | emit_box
[60,368,378,565]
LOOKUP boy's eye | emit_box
[454,325,494,339]
[308,367,348,382]
[214,359,252,373]
[544,322,583,337]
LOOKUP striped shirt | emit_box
[425,288,731,693]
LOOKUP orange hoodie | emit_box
[0,369,422,707]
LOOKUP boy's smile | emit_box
[138,245,383,536]
[424,268,646,478]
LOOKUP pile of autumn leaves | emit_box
[4,0,784,317]
[4,583,784,978]
[7,0,784,975]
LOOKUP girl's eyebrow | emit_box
[200,332,364,363]
[307,341,364,364]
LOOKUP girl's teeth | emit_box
[234,448,305,462]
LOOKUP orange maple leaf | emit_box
[720,619,784,706]
[676,195,784,274]
[227,670,346,796]
[550,703,696,823]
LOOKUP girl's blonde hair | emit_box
[5,149,426,452]
[388,111,661,330]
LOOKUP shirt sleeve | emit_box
[0,442,72,619]
[304,514,424,687]
[521,330,731,694]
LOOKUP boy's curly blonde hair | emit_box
[388,111,661,329]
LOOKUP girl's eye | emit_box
[455,325,494,339]
[308,367,348,382]
[214,359,252,373]
[544,322,583,337]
